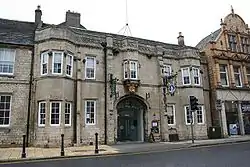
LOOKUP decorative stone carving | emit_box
[123,79,140,94]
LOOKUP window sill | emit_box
[0,74,15,78]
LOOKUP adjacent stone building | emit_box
[0,6,211,147]
[197,7,250,137]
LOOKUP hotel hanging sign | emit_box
[241,101,250,113]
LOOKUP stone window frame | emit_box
[240,36,250,54]
[85,56,96,79]
[166,104,175,125]
[181,67,191,85]
[246,67,250,85]
[40,52,48,76]
[192,67,200,86]
[85,100,96,125]
[38,101,46,127]
[219,64,229,87]
[124,60,139,80]
[162,64,172,76]
[196,106,205,124]
[66,54,73,77]
[0,95,12,127]
[0,48,15,76]
[65,102,71,126]
[228,34,237,52]
[52,51,64,75]
[233,66,242,87]
[50,102,61,126]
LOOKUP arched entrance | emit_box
[116,96,147,142]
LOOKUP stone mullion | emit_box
[242,63,248,87]
[215,60,221,86]
[229,61,235,87]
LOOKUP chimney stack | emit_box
[66,10,81,28]
[177,32,185,46]
[35,5,42,25]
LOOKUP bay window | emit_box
[52,52,63,74]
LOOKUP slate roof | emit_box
[196,28,221,50]
[57,22,87,29]
[0,18,38,46]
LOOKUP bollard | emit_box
[95,133,99,154]
[21,135,26,158]
[61,134,65,156]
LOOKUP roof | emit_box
[0,18,37,46]
[57,22,87,29]
[196,28,221,50]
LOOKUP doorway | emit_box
[116,97,147,142]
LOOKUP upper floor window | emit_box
[192,67,200,85]
[66,54,73,77]
[41,53,48,75]
[0,95,11,127]
[233,66,242,87]
[246,67,250,85]
[52,52,63,74]
[124,60,138,80]
[38,102,46,127]
[219,65,229,86]
[85,100,96,125]
[50,102,61,126]
[181,67,190,85]
[162,65,172,76]
[166,104,175,125]
[85,57,96,79]
[0,48,15,75]
[228,34,237,52]
[241,37,249,54]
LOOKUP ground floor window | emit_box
[85,100,96,125]
[38,102,46,126]
[0,95,11,126]
[167,104,175,125]
[50,102,61,126]
[65,102,71,126]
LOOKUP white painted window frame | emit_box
[167,104,175,125]
[184,106,194,125]
[219,64,229,87]
[197,106,205,124]
[52,51,63,75]
[192,67,200,85]
[65,102,72,126]
[181,67,191,85]
[85,100,96,125]
[38,102,46,127]
[0,48,15,75]
[40,52,48,75]
[129,61,138,80]
[66,54,73,77]
[0,95,12,127]
[85,56,96,79]
[163,65,172,76]
[50,102,61,126]
[124,60,129,79]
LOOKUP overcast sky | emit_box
[1,0,249,46]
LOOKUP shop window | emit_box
[219,65,229,86]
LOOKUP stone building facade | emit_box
[0,6,211,147]
[197,7,250,137]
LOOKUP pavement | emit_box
[2,140,250,167]
[0,135,250,163]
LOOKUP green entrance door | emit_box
[117,97,146,142]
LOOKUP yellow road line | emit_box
[1,141,249,165]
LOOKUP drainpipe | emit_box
[101,41,108,145]
[26,46,34,147]
[73,55,78,144]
